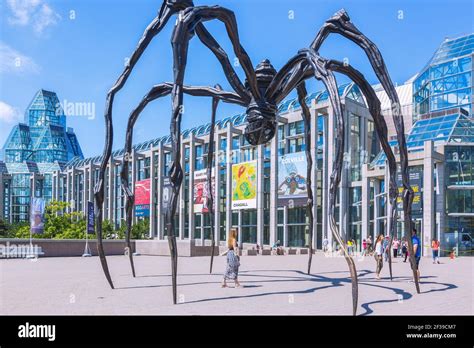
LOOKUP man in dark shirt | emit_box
[412,228,421,281]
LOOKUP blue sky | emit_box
[1,0,473,158]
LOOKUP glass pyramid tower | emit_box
[413,34,473,120]
[1,89,83,163]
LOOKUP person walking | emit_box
[351,239,357,255]
[221,228,241,288]
[362,239,367,256]
[374,234,384,279]
[392,237,400,258]
[431,238,440,264]
[347,239,353,256]
[366,235,373,256]
[401,238,408,262]
[412,228,421,282]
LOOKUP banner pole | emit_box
[83,201,92,257]
[26,198,35,259]
[26,224,34,258]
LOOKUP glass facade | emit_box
[413,34,473,120]
[0,90,84,222]
[1,89,83,163]
[445,145,474,255]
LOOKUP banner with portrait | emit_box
[231,161,257,210]
[277,152,308,207]
[134,178,151,217]
[30,198,45,235]
[193,169,215,213]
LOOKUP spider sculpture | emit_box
[94,0,420,316]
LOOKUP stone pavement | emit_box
[0,253,472,315]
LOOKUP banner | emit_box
[193,169,215,213]
[396,167,422,212]
[134,178,151,217]
[162,177,172,212]
[277,152,307,207]
[30,198,45,235]
[231,161,257,210]
[87,201,95,234]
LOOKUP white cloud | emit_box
[0,42,40,74]
[7,0,61,34]
[0,101,22,124]
[0,101,23,143]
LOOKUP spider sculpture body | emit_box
[94,0,420,316]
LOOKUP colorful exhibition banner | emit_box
[87,201,95,234]
[134,178,151,217]
[277,152,308,207]
[231,160,257,210]
[193,169,215,213]
[396,167,422,212]
[30,198,45,234]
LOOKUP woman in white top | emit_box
[374,234,384,279]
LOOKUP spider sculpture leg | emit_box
[311,9,418,292]
[293,51,359,315]
[119,83,242,280]
[166,4,261,303]
[325,60,398,281]
[94,0,192,289]
[207,84,222,274]
[306,54,359,316]
[195,26,250,103]
[97,1,255,289]
[113,83,243,293]
[175,6,261,98]
[268,50,361,315]
[296,82,314,275]
[120,84,174,278]
[269,51,400,282]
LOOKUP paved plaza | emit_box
[0,253,472,315]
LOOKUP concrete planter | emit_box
[0,239,132,257]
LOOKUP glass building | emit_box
[1,34,472,257]
[0,90,83,222]
[370,33,474,256]
[413,34,473,121]
[54,82,381,253]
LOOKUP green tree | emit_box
[7,200,151,240]
[0,218,13,238]
[131,218,150,239]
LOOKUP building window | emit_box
[445,216,473,256]
[350,113,362,181]
[349,186,362,249]
[287,207,308,247]
[445,145,474,186]
[241,209,257,244]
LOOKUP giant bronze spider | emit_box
[94,0,419,316]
